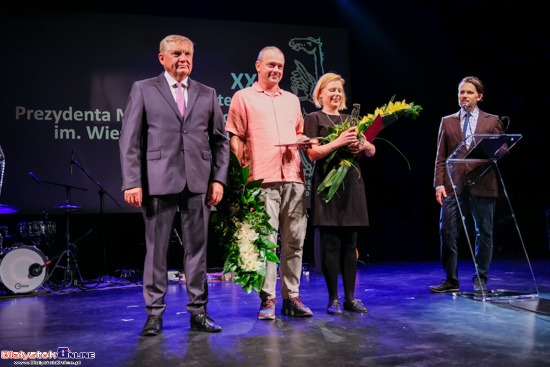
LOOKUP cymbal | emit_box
[0,204,19,214]
[53,204,82,212]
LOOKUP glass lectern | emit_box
[446,134,538,301]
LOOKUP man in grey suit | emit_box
[119,35,229,335]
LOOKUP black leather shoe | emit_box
[429,280,460,293]
[190,312,222,332]
[473,279,489,294]
[142,315,162,336]
[343,299,368,313]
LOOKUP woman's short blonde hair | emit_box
[312,73,347,110]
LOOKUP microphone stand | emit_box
[71,152,123,277]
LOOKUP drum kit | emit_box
[0,203,86,294]
[0,147,122,295]
[0,211,55,294]
[0,153,86,294]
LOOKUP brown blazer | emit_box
[434,109,503,197]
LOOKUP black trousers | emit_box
[440,192,496,284]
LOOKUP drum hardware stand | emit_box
[52,226,94,289]
[29,171,88,290]
[71,150,122,277]
[43,227,93,291]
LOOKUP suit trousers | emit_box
[260,182,307,300]
[440,191,496,284]
[142,188,210,316]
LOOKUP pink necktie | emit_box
[176,82,186,117]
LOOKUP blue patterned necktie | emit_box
[462,112,470,138]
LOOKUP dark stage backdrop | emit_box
[1,2,549,275]
[0,10,349,215]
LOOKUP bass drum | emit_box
[0,245,47,293]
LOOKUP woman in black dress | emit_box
[304,73,375,314]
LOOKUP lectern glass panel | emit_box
[446,134,538,301]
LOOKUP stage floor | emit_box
[1,260,550,367]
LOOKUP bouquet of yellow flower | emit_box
[317,97,422,202]
[211,153,279,293]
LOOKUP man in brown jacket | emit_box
[430,76,503,294]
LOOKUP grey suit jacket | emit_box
[119,73,229,196]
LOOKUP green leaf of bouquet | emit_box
[245,179,263,190]
[317,167,338,193]
[253,278,263,293]
[322,132,338,143]
[257,264,267,278]
[241,165,250,183]
[223,258,236,273]
[210,212,219,223]
[229,151,241,167]
[265,251,280,263]
[260,236,279,249]
[247,189,261,202]
[324,160,352,202]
